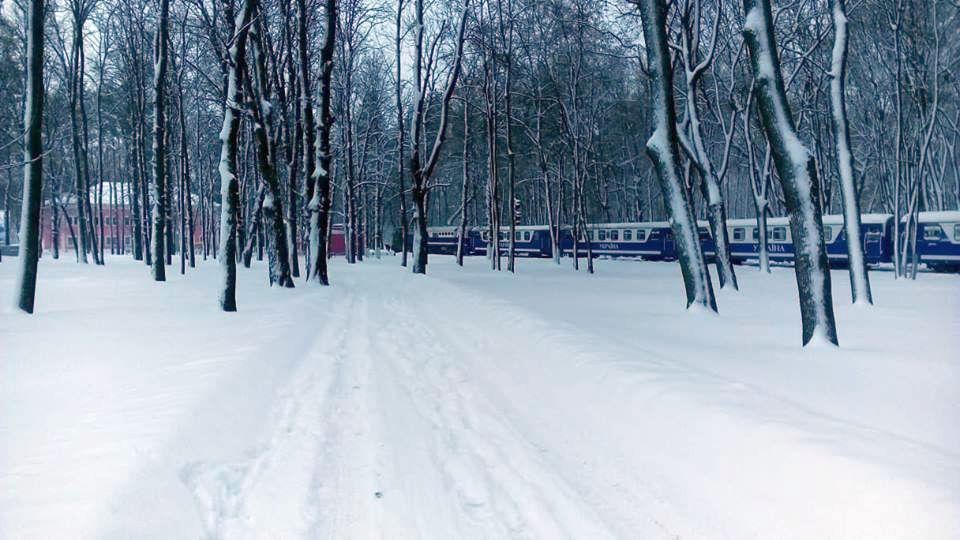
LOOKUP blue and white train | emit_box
[417,210,960,272]
[726,213,896,265]
[909,211,960,272]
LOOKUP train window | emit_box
[733,228,744,241]
[772,227,787,241]
[954,224,960,241]
[823,226,832,239]
[923,226,941,241]
[524,231,531,241]
[598,230,607,241]
[610,230,619,241]
[752,228,759,240]
[623,230,633,241]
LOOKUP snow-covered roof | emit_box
[585,221,671,229]
[822,213,893,225]
[728,214,894,228]
[909,211,960,224]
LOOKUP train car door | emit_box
[663,230,675,259]
[864,226,882,262]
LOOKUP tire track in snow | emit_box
[364,276,619,539]
[180,290,358,539]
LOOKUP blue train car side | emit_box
[557,221,714,261]
[726,214,896,266]
[407,227,483,255]
[409,212,958,273]
[475,226,553,258]
[909,211,960,272]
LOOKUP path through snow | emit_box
[1,255,958,539]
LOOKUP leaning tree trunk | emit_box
[743,0,839,345]
[638,0,717,312]
[828,0,872,305]
[14,0,45,313]
[150,0,170,281]
[217,0,255,311]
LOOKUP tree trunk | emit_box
[247,11,295,287]
[218,0,256,311]
[828,0,872,305]
[638,0,717,312]
[150,0,170,281]
[306,0,337,285]
[15,0,45,313]
[743,0,839,345]
[456,101,470,266]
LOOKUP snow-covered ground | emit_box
[1,254,958,539]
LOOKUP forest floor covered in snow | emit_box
[1,254,958,539]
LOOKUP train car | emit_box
[822,214,895,265]
[475,225,553,258]
[726,213,895,266]
[906,211,960,272]
[405,226,482,256]
[557,221,714,261]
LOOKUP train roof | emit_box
[727,214,894,227]
[822,213,893,225]
[583,221,711,229]
[584,221,668,229]
[908,211,960,223]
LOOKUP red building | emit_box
[42,183,203,254]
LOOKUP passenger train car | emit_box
[411,211,960,272]
[412,226,483,256]
[908,211,960,272]
[475,226,553,258]
[557,221,715,261]
[726,214,895,266]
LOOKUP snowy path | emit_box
[2,255,958,538]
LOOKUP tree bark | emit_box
[15,0,45,313]
[743,0,839,345]
[638,0,717,312]
[828,0,872,304]
[217,0,255,311]
[150,0,170,281]
[306,0,337,285]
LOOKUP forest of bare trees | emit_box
[3,0,958,342]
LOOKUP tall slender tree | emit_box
[14,0,46,313]
[150,0,170,281]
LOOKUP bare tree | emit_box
[150,0,170,281]
[827,0,871,304]
[408,0,470,274]
[14,0,46,313]
[217,0,255,311]
[637,0,717,312]
[742,0,838,345]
